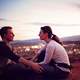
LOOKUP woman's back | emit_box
[48,40,70,65]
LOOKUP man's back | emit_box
[0,42,9,68]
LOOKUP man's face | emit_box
[5,29,15,42]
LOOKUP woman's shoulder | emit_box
[47,40,56,48]
[48,40,62,49]
[48,40,57,46]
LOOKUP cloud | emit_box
[1,18,80,26]
[27,22,54,26]
[73,3,80,8]
[26,22,80,26]
[0,18,18,22]
[68,1,80,9]
[0,18,8,21]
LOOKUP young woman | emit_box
[32,26,71,80]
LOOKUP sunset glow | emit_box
[0,0,80,40]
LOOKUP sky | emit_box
[0,0,80,40]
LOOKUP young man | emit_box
[0,26,43,80]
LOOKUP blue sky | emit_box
[0,0,80,40]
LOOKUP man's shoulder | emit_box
[0,41,4,43]
[0,41,5,46]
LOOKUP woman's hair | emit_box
[41,26,62,45]
[0,26,12,39]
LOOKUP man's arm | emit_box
[2,45,20,63]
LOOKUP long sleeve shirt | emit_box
[38,40,70,72]
[0,41,20,68]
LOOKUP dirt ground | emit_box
[68,62,80,80]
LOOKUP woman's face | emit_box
[39,30,48,40]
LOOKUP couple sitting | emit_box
[0,26,71,80]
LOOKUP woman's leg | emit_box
[40,64,70,80]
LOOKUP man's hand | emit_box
[31,63,44,73]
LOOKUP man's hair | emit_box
[0,26,12,39]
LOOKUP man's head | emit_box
[0,26,14,42]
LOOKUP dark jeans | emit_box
[40,64,70,80]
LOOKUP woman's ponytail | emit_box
[51,34,63,45]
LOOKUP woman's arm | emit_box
[39,45,55,64]
[31,47,45,62]
[31,53,39,62]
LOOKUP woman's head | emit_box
[39,26,62,45]
[39,26,52,40]
[0,26,14,41]
[40,26,52,38]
